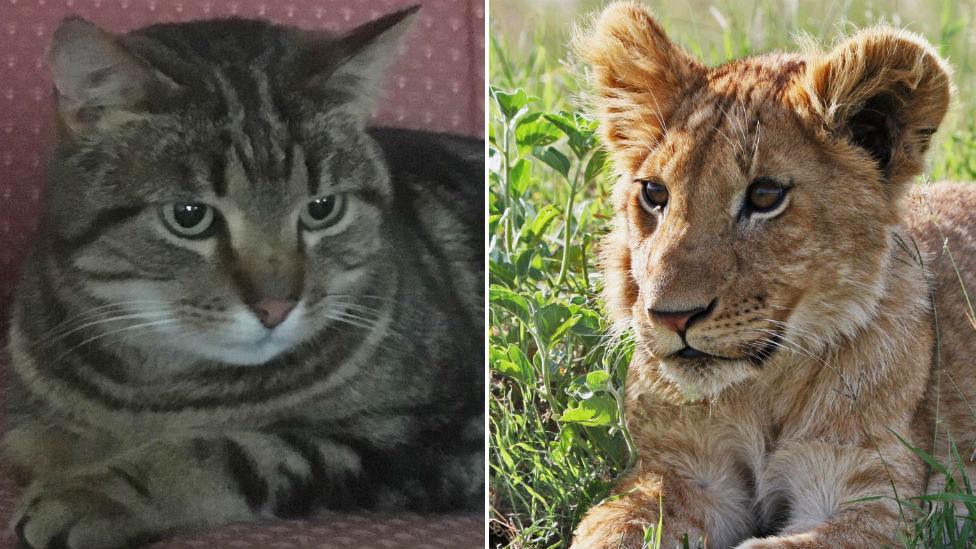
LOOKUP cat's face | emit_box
[41,11,415,366]
[59,115,389,366]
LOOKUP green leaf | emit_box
[585,370,611,392]
[488,258,515,287]
[545,112,598,158]
[496,445,516,471]
[550,314,581,343]
[558,395,617,426]
[533,146,571,178]
[891,429,951,476]
[491,87,535,120]
[566,374,594,400]
[584,425,627,466]
[533,303,576,344]
[567,130,597,159]
[515,113,560,154]
[490,286,532,325]
[543,112,579,136]
[514,248,536,279]
[528,204,560,240]
[569,308,604,347]
[506,345,533,377]
[495,359,533,384]
[584,149,607,182]
[509,158,532,197]
[914,493,976,504]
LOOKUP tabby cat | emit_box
[2,7,484,549]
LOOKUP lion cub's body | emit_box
[909,183,976,470]
[572,3,976,548]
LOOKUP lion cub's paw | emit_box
[571,518,704,549]
[12,472,159,549]
[735,536,806,549]
[569,528,644,549]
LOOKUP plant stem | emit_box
[608,382,638,469]
[501,115,515,253]
[531,328,562,415]
[556,156,584,288]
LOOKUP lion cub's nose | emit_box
[650,305,711,333]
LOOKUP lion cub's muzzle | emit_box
[645,296,785,366]
[649,300,714,333]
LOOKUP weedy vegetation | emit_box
[488,1,976,548]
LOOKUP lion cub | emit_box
[571,2,976,548]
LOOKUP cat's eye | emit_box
[744,177,788,215]
[300,194,347,231]
[160,203,215,238]
[638,179,668,212]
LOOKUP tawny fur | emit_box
[569,2,973,548]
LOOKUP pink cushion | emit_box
[0,0,485,316]
[153,515,484,549]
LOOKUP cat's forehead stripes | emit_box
[209,65,295,193]
[121,21,319,199]
[222,144,309,220]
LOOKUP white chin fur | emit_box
[658,359,756,400]
[158,302,309,366]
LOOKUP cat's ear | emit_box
[575,2,705,173]
[802,26,952,188]
[51,17,175,134]
[299,5,419,121]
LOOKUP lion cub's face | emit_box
[580,2,951,398]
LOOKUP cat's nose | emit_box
[251,298,296,329]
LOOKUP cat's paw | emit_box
[13,474,158,549]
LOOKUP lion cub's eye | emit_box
[744,177,788,215]
[638,180,669,212]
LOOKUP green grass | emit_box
[488,1,976,548]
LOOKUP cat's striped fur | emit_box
[3,8,483,549]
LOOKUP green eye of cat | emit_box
[300,194,347,231]
[161,203,215,238]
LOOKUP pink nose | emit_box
[251,298,296,329]
[649,306,708,334]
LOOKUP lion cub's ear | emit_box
[803,27,952,189]
[575,2,705,173]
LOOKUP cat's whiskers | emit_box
[36,301,171,340]
[53,319,181,362]
[39,310,173,351]
[322,305,414,349]
[111,322,202,357]
[326,311,382,331]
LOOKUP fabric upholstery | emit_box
[0,1,484,547]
